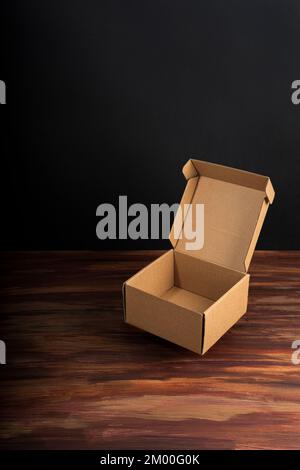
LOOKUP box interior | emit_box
[127,250,245,314]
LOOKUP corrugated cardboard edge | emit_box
[182,159,198,180]
[265,178,275,204]
[122,282,127,321]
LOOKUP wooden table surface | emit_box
[0,251,299,450]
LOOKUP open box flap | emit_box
[169,159,275,273]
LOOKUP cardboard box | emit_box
[123,159,275,354]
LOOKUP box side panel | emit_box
[125,285,203,354]
[126,250,174,296]
[244,199,269,271]
[202,274,250,354]
[190,159,270,192]
[174,251,244,301]
[169,176,199,249]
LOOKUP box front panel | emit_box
[202,274,250,354]
[125,285,203,354]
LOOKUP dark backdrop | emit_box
[1,0,300,250]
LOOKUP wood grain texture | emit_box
[0,251,299,450]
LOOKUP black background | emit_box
[1,0,300,250]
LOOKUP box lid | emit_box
[169,159,275,273]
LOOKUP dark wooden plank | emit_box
[0,251,299,450]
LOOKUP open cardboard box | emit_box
[123,159,275,354]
